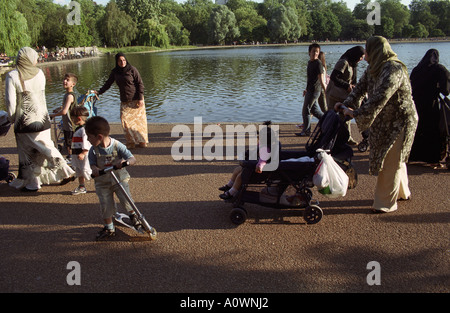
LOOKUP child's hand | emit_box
[91,167,99,177]
[78,154,85,161]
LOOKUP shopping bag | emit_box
[313,150,349,198]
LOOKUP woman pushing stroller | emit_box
[335,36,418,214]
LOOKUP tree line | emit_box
[1,0,449,56]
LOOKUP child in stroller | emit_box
[220,110,356,225]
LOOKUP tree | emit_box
[309,8,341,40]
[410,0,438,35]
[180,0,215,44]
[229,1,267,42]
[16,0,44,47]
[0,0,30,56]
[267,5,301,42]
[139,19,170,48]
[207,5,240,44]
[101,0,138,47]
[429,0,450,35]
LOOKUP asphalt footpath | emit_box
[0,122,448,299]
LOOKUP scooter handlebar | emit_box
[92,161,129,178]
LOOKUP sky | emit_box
[54,0,412,10]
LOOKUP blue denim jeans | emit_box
[302,89,324,134]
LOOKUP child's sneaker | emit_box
[96,227,115,241]
[72,186,87,195]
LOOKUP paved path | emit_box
[0,123,448,296]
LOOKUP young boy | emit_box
[85,116,138,241]
[69,106,92,195]
[296,43,325,136]
[50,73,78,158]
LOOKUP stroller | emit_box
[51,90,98,153]
[0,111,16,183]
[439,94,450,170]
[222,111,356,225]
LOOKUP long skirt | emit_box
[10,129,75,190]
[120,100,148,146]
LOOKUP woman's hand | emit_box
[137,100,145,107]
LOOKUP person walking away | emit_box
[326,46,365,145]
[296,43,325,137]
[409,49,450,168]
[5,47,74,191]
[335,36,418,213]
[96,53,148,149]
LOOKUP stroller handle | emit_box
[335,104,353,122]
[92,161,129,178]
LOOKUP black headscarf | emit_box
[113,53,132,74]
[340,46,365,68]
[410,49,444,100]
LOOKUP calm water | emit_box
[6,42,450,124]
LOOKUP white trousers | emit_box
[373,130,411,212]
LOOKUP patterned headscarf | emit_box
[365,36,407,78]
[16,47,40,81]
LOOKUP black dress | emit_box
[409,49,450,163]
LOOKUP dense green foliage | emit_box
[2,0,449,55]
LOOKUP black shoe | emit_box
[218,185,231,192]
[96,227,116,241]
[60,175,76,185]
[219,191,235,200]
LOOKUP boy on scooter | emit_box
[85,116,138,241]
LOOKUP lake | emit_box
[6,42,450,124]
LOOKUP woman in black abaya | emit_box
[409,49,450,167]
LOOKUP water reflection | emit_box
[2,42,449,124]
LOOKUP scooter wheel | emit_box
[230,207,247,225]
[303,205,323,224]
[147,228,157,240]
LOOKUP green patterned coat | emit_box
[343,61,418,175]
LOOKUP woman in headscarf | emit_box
[97,53,148,149]
[5,47,75,191]
[326,45,365,145]
[335,36,418,213]
[409,49,450,167]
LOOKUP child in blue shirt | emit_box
[85,116,138,241]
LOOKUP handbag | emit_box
[326,79,349,101]
[313,150,349,198]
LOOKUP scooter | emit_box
[96,161,157,241]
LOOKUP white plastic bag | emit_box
[313,150,349,198]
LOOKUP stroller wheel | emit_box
[230,207,247,225]
[303,205,323,224]
[357,141,368,152]
[6,172,16,184]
